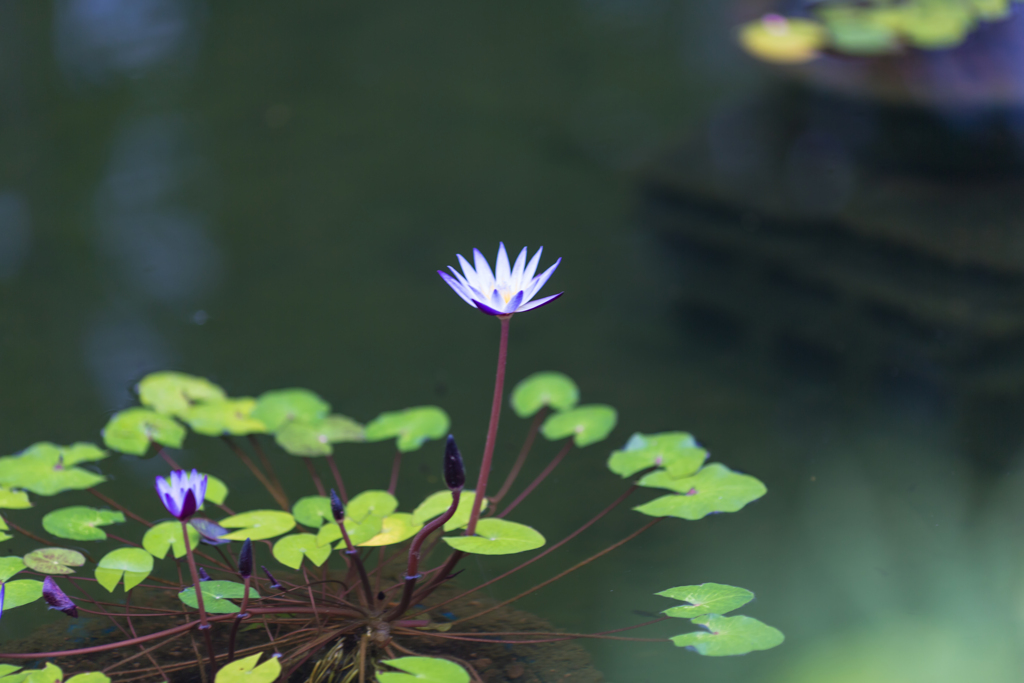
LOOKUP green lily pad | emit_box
[412,491,486,531]
[42,506,125,542]
[291,496,331,528]
[0,516,11,543]
[179,580,260,614]
[510,371,579,418]
[275,415,365,457]
[0,487,31,510]
[360,513,422,547]
[272,533,332,569]
[203,474,229,507]
[0,556,25,582]
[218,510,296,541]
[0,665,21,680]
[1,579,44,611]
[101,408,187,456]
[22,664,61,683]
[143,520,201,559]
[607,432,706,479]
[540,405,617,447]
[364,406,450,452]
[182,398,268,437]
[214,652,281,683]
[66,674,110,683]
[138,372,227,417]
[671,614,784,656]
[346,490,398,520]
[442,519,545,556]
[378,656,469,683]
[0,442,108,496]
[95,547,155,592]
[23,548,85,575]
[251,389,331,432]
[634,463,767,520]
[658,583,755,618]
[318,515,384,548]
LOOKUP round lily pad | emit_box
[658,583,755,618]
[0,442,108,496]
[275,415,365,457]
[292,496,332,528]
[23,548,85,575]
[218,510,296,541]
[251,389,331,432]
[0,556,25,582]
[42,506,125,542]
[364,406,450,453]
[607,432,706,479]
[66,674,111,683]
[95,547,154,592]
[214,652,281,683]
[182,398,268,436]
[634,463,767,520]
[1,579,44,611]
[346,490,398,520]
[318,515,384,548]
[202,474,229,507]
[178,580,260,614]
[0,487,31,510]
[359,513,422,547]
[143,520,201,559]
[671,614,784,656]
[540,405,617,447]
[138,372,227,417]
[378,656,469,683]
[510,371,579,418]
[101,408,187,456]
[412,491,486,532]
[272,533,332,569]
[442,519,545,556]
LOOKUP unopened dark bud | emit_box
[329,489,344,522]
[42,577,78,618]
[198,567,211,582]
[261,565,282,590]
[443,434,465,491]
[238,538,253,578]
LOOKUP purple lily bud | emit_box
[329,489,344,523]
[444,435,465,491]
[238,538,253,579]
[155,469,207,521]
[42,577,78,618]
[198,567,211,582]
[438,243,563,316]
[261,565,282,590]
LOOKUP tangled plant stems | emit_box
[0,244,782,683]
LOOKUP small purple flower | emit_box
[155,469,207,521]
[438,243,562,316]
[42,577,78,618]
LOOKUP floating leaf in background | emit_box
[275,415,365,456]
[202,474,229,507]
[0,487,31,510]
[65,674,110,683]
[142,520,201,559]
[443,519,545,555]
[607,432,706,479]
[95,547,154,592]
[817,5,901,55]
[292,496,332,528]
[182,398,267,437]
[540,404,617,447]
[101,408,187,456]
[510,371,579,418]
[412,491,486,531]
[138,372,226,417]
[377,656,469,683]
[360,513,422,547]
[251,389,331,432]
[214,652,281,683]
[658,583,754,618]
[179,580,259,614]
[671,614,784,656]
[0,516,11,543]
[364,406,450,452]
[272,533,332,569]
[346,490,398,520]
[0,442,108,496]
[218,510,296,541]
[0,579,44,611]
[23,548,85,575]
[634,463,767,520]
[0,665,20,680]
[317,515,384,548]
[738,14,827,64]
[0,557,25,582]
[42,506,125,541]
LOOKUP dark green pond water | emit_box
[2,2,1023,682]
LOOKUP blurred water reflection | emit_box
[0,192,31,280]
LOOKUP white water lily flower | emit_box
[438,243,562,316]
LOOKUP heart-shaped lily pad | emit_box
[214,652,281,683]
[179,580,260,614]
[23,548,85,575]
[138,372,227,417]
[0,487,31,510]
[0,557,25,582]
[182,398,268,436]
[272,533,332,569]
[510,372,579,418]
[346,490,398,520]
[318,515,384,548]
[1,579,44,611]
[658,583,754,618]
[364,406,450,452]
[412,491,486,531]
[42,506,125,541]
[442,519,545,556]
[202,474,229,507]
[634,463,767,520]
[671,614,784,656]
[142,521,201,559]
[66,674,110,683]
[218,510,296,541]
[0,442,108,496]
[540,405,617,447]
[251,389,331,432]
[607,432,707,479]
[359,513,422,547]
[378,656,469,683]
[95,547,154,592]
[292,496,332,528]
[101,408,187,456]
[275,415,365,457]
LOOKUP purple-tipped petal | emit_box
[495,243,511,283]
[473,300,507,316]
[42,577,78,618]
[456,253,477,283]
[179,489,198,521]
[524,257,561,302]
[438,271,476,306]
[516,291,563,312]
[523,246,544,281]
[472,249,495,289]
[504,290,524,313]
[511,247,527,283]
[0,582,6,622]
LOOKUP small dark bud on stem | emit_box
[443,434,466,491]
[42,577,78,618]
[329,489,345,523]
[198,567,211,582]
[238,538,253,578]
[261,565,282,590]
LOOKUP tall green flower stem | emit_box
[180,519,217,668]
[465,314,511,536]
